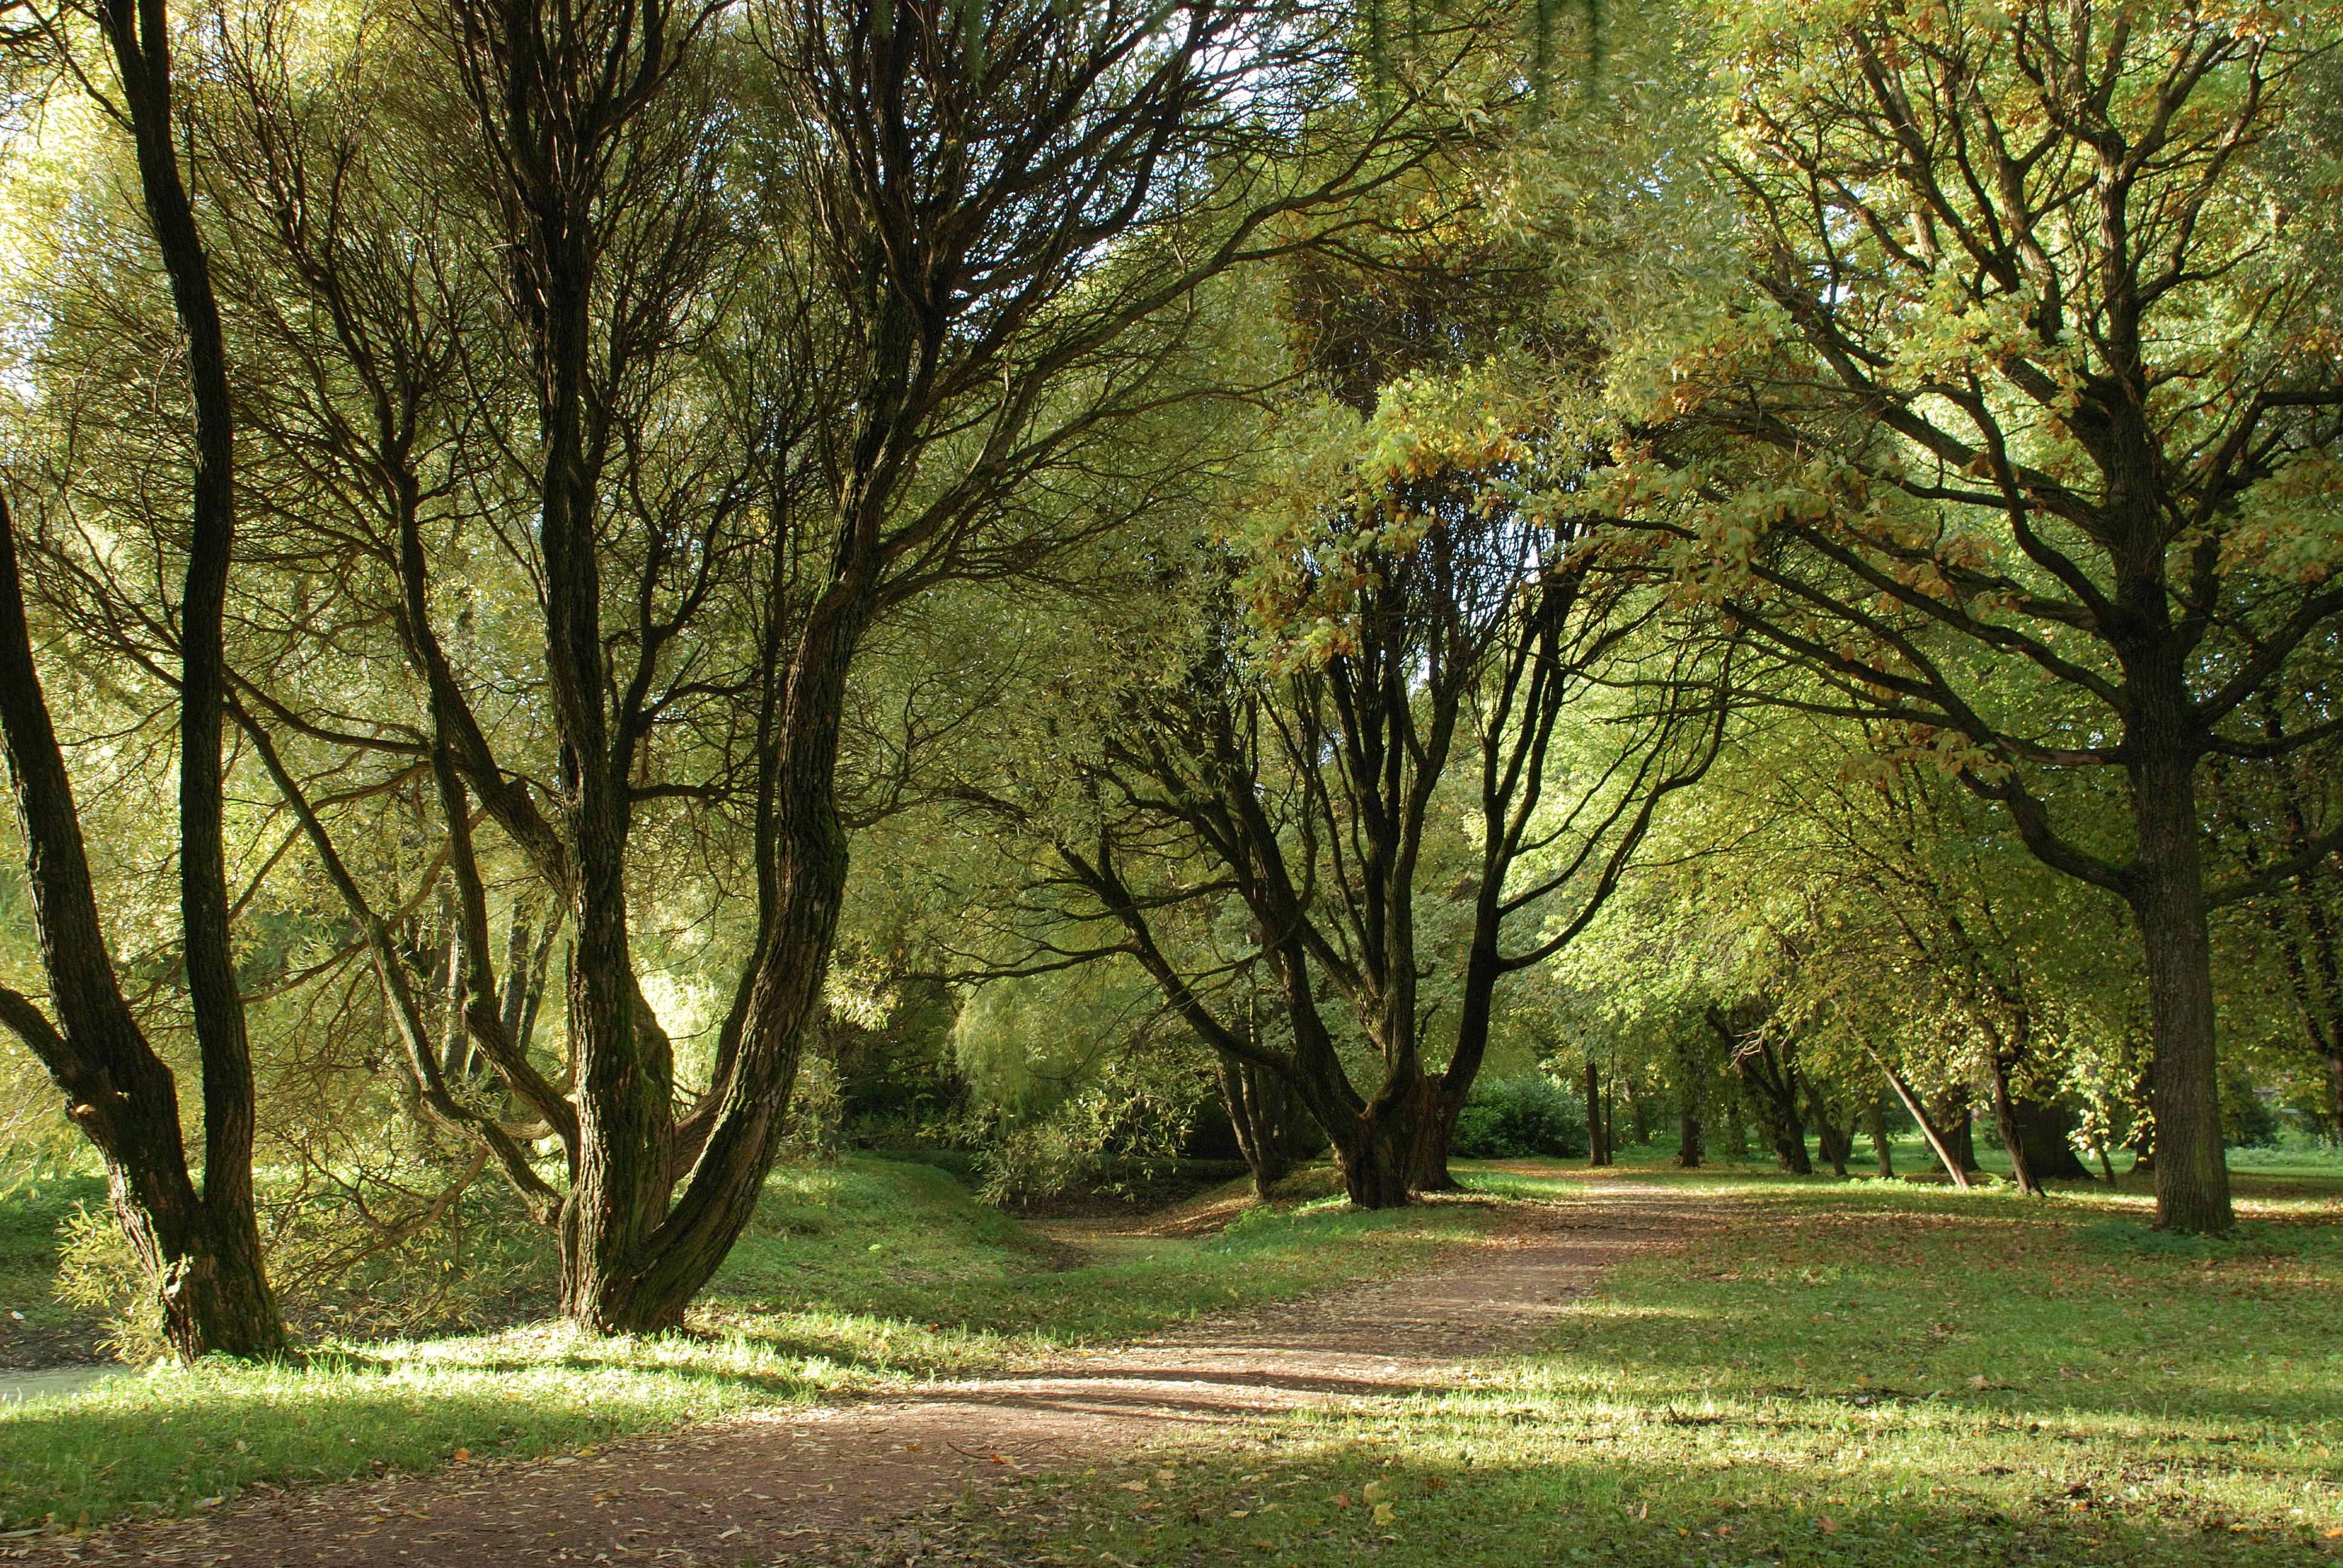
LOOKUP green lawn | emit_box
[985,1166,2343,1568]
[0,1155,1490,1534]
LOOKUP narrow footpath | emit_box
[19,1175,1723,1567]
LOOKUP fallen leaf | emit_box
[1820,1517,1839,1535]
[1372,1502,1396,1526]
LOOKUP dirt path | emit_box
[16,1174,1723,1567]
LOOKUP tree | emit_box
[0,0,289,1356]
[1609,0,2343,1229]
[972,364,1730,1204]
[77,0,1484,1330]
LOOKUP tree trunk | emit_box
[1622,1076,1649,1147]
[2129,752,2234,1232]
[1984,1052,2042,1197]
[1934,1086,1979,1172]
[1217,1051,1294,1200]
[1866,1096,1893,1178]
[1721,1096,1747,1157]
[1585,1061,1608,1168]
[1677,1105,1703,1169]
[1804,1080,1850,1177]
[1873,1059,1968,1189]
[0,498,284,1359]
[2013,1099,2091,1181]
[1407,1076,1466,1192]
[2327,1051,2343,1149]
[1768,1060,1811,1175]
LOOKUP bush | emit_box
[1452,1075,1587,1159]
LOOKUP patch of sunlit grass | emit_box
[988,1172,2343,1568]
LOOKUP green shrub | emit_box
[1451,1075,1587,1159]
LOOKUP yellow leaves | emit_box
[1372,1501,1397,1525]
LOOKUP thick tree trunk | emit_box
[1866,1096,1893,1178]
[2014,1100,2091,1181]
[1677,1106,1703,1169]
[2327,1052,2343,1148]
[1726,1037,1809,1174]
[2129,753,2234,1232]
[1407,1078,1466,1192]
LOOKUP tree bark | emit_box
[1872,1059,1967,1189]
[1720,1096,1746,1158]
[1934,1086,1979,1172]
[2013,1100,2091,1182]
[1712,1009,1808,1174]
[2128,751,2233,1231]
[0,0,289,1357]
[0,498,284,1358]
[1804,1080,1850,1177]
[1677,1105,1703,1169]
[1866,1096,1893,1178]
[1584,1061,1608,1168]
[1217,1050,1293,1200]
[1984,1051,2042,1197]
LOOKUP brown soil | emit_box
[8,1171,1723,1567]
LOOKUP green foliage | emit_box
[1449,1076,1586,1159]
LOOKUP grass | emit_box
[0,1155,1490,1534]
[0,1176,108,1365]
[988,1163,2343,1568]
